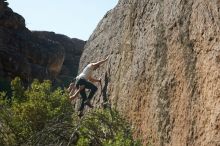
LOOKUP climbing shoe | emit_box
[78,111,83,118]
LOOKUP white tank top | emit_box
[76,63,94,80]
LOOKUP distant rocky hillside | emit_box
[0,0,85,85]
[32,31,85,84]
[79,0,220,145]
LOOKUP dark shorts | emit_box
[75,78,97,90]
[75,78,98,111]
[75,78,86,88]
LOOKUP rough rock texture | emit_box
[0,0,85,84]
[32,31,85,84]
[79,0,220,145]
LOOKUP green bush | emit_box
[0,77,141,146]
[29,109,141,146]
[76,109,141,146]
[11,77,25,102]
[0,77,72,145]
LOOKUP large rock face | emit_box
[0,0,85,84]
[79,0,220,145]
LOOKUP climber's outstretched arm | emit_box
[91,56,109,67]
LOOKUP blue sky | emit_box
[7,0,118,40]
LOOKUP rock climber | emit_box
[67,56,109,116]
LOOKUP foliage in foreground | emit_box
[0,77,141,146]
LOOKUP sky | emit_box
[7,0,118,40]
